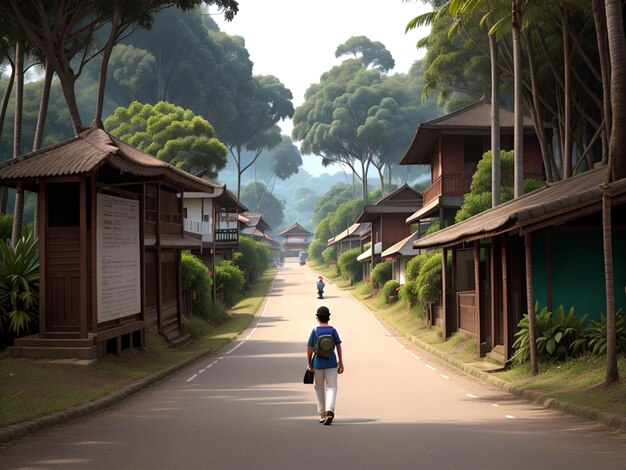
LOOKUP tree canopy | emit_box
[104,101,227,178]
[292,36,439,199]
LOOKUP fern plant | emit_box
[0,231,40,337]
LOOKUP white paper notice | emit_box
[96,193,141,323]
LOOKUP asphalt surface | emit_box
[1,258,626,469]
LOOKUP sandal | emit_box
[323,411,334,425]
[319,412,326,423]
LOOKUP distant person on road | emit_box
[316,276,325,299]
[307,306,344,425]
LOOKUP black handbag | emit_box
[303,368,314,384]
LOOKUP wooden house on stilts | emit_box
[0,127,222,360]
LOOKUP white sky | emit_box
[212,0,432,175]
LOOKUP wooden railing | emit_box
[423,173,474,206]
[458,290,478,336]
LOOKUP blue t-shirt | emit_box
[307,325,341,369]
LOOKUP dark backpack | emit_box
[314,328,335,359]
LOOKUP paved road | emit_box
[2,259,626,469]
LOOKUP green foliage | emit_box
[0,232,40,342]
[399,279,420,307]
[371,261,392,287]
[382,280,401,304]
[180,250,212,318]
[455,150,545,223]
[425,220,440,236]
[307,238,326,262]
[582,309,626,356]
[321,246,336,264]
[512,304,588,364]
[239,181,285,230]
[0,213,13,241]
[406,253,428,281]
[415,252,442,304]
[104,101,227,179]
[234,235,270,284]
[337,247,362,284]
[215,260,245,308]
[309,183,354,226]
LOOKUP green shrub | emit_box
[338,247,362,283]
[415,252,442,304]
[0,213,13,242]
[234,235,270,284]
[582,308,626,355]
[321,246,336,265]
[0,231,39,344]
[307,238,326,262]
[399,279,419,307]
[512,303,588,364]
[382,280,400,304]
[215,260,245,307]
[371,261,392,288]
[181,251,212,317]
[406,252,429,282]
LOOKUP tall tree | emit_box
[218,74,294,199]
[105,101,228,178]
[602,0,626,386]
[0,0,239,133]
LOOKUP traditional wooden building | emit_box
[0,127,220,360]
[400,97,545,228]
[414,166,626,362]
[327,222,370,259]
[278,222,312,257]
[182,187,247,269]
[354,184,423,283]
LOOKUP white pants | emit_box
[314,368,338,413]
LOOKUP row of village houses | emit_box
[290,97,626,365]
[0,96,624,362]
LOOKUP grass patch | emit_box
[0,269,275,427]
[494,354,626,414]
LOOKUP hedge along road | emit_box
[1,258,626,469]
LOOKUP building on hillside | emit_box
[0,126,218,360]
[278,222,313,257]
[182,188,247,263]
[413,166,626,363]
[241,213,280,254]
[400,96,546,229]
[354,184,423,284]
[327,222,371,260]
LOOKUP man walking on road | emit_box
[307,306,344,425]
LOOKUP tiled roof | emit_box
[414,166,625,249]
[278,222,312,236]
[0,127,218,193]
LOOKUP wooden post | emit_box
[474,241,482,355]
[79,176,88,339]
[90,173,98,332]
[501,238,510,360]
[441,247,447,338]
[38,181,47,338]
[525,233,538,375]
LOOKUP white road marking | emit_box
[425,364,437,371]
[466,393,478,399]
[186,278,275,381]
[440,374,450,380]
[505,415,516,419]
[492,404,499,407]
[412,353,421,360]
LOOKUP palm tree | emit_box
[602,0,626,386]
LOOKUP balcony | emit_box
[183,218,213,243]
[423,173,474,206]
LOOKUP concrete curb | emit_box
[407,334,626,432]
[0,349,213,444]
